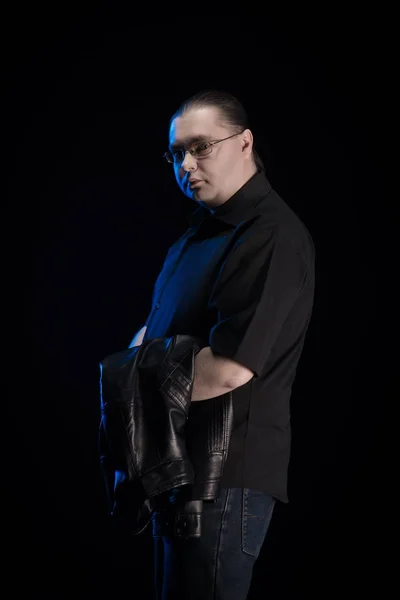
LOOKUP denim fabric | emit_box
[152,487,275,600]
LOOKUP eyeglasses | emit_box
[163,131,244,164]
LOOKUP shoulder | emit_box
[236,197,315,272]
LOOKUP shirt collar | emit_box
[188,170,272,228]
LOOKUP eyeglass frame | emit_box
[163,131,245,164]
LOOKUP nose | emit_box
[181,151,197,172]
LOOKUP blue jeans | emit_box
[152,487,275,600]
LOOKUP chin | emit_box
[194,193,213,206]
[192,187,212,200]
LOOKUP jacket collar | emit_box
[189,170,272,228]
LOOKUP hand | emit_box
[129,326,147,348]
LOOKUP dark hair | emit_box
[170,89,265,171]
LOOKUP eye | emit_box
[172,149,185,162]
[191,142,211,156]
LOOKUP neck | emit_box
[226,163,258,201]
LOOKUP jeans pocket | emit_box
[241,488,275,557]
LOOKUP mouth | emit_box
[187,179,203,189]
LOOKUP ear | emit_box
[241,129,254,158]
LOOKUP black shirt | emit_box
[143,170,315,502]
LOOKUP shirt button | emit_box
[155,302,160,310]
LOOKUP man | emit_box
[130,90,315,600]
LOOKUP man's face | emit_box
[169,106,252,208]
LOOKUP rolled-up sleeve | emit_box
[208,226,311,377]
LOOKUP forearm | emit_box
[128,333,251,399]
[191,347,236,401]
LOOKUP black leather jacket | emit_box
[99,334,233,538]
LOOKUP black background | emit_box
[6,5,394,599]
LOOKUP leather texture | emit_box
[99,335,234,537]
